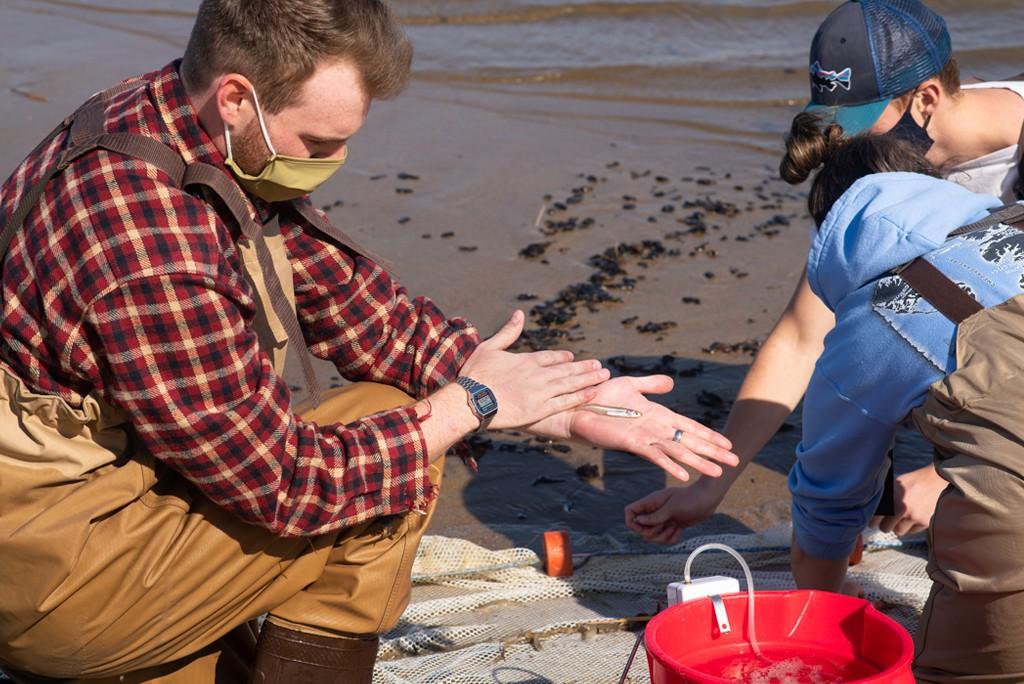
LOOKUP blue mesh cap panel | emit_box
[862,0,952,97]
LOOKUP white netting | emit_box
[373,525,932,683]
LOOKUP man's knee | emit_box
[268,503,430,637]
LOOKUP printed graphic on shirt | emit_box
[873,276,923,315]
[872,223,1024,370]
[979,228,1024,264]
[873,276,978,316]
[811,61,852,93]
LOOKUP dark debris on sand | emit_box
[496,161,801,362]
[519,242,552,259]
[636,321,678,335]
[606,354,704,378]
[513,238,686,351]
[576,463,601,482]
[702,338,763,357]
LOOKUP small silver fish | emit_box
[579,404,642,418]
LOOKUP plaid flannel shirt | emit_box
[0,61,480,537]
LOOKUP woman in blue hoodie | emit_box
[627,0,1024,547]
[779,135,1024,680]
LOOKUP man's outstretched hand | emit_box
[457,310,610,430]
[528,374,739,483]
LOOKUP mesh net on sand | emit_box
[372,525,931,683]
[0,525,928,683]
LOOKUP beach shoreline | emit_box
[0,0,949,556]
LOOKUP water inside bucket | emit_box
[696,649,880,683]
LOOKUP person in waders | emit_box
[791,134,1024,680]
[627,0,1024,548]
[0,1,740,682]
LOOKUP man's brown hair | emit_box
[181,0,412,113]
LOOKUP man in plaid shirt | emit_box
[0,1,737,682]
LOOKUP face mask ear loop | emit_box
[249,88,277,157]
[909,88,933,131]
[905,93,918,120]
[223,124,235,161]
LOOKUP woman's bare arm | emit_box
[714,268,834,492]
[626,269,835,541]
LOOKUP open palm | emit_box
[528,375,738,483]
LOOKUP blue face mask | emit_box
[889,109,934,155]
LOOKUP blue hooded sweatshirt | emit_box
[791,172,1024,560]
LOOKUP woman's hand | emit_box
[624,482,724,544]
[869,464,947,536]
[528,374,738,483]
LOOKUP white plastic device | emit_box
[666,575,740,607]
[665,543,763,656]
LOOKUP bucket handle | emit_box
[684,543,763,657]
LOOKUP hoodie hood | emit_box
[808,173,1002,311]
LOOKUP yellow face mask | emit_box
[224,89,347,203]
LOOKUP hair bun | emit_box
[779,112,844,185]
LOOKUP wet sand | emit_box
[329,84,812,550]
[0,0,944,557]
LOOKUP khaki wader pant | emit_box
[0,381,443,683]
[0,221,442,682]
[912,293,1024,682]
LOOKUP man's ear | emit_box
[216,73,255,129]
[915,79,942,121]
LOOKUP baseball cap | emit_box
[805,0,952,135]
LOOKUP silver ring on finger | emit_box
[672,428,684,443]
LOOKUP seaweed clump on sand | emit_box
[514,239,681,351]
[606,355,703,378]
[702,338,763,357]
[508,161,805,355]
[636,321,678,335]
[519,242,552,259]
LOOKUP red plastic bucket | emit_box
[645,590,914,683]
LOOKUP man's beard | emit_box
[231,119,272,176]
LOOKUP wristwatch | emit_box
[455,376,498,431]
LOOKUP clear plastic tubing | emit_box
[684,543,763,658]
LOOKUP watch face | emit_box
[471,387,498,416]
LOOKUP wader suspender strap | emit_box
[182,163,323,407]
[898,208,1024,325]
[290,200,395,274]
[898,259,984,325]
[0,87,327,407]
[949,202,1024,237]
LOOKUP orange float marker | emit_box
[543,529,573,577]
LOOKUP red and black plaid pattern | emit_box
[0,61,479,537]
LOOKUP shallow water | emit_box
[395,0,1024,153]
[6,0,1024,157]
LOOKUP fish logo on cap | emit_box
[811,61,852,93]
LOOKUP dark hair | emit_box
[181,0,413,113]
[808,134,942,226]
[781,57,960,186]
[780,111,845,185]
